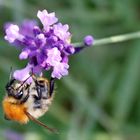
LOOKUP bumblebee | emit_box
[2,74,57,133]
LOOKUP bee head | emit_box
[5,79,25,100]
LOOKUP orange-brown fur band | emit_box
[2,97,29,124]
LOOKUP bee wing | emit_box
[25,112,59,134]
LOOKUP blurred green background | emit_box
[0,0,140,140]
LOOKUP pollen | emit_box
[2,97,29,124]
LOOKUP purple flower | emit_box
[46,47,62,66]
[64,45,75,55]
[4,9,94,81]
[84,35,94,46]
[52,62,69,79]
[37,9,58,31]
[46,48,70,78]
[19,48,30,59]
[36,33,46,47]
[20,20,37,37]
[53,23,71,42]
[5,24,24,43]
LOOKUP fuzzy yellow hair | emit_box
[2,97,29,124]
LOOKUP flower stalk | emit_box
[74,31,140,47]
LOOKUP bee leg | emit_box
[31,75,42,100]
[36,83,43,100]
[50,77,55,97]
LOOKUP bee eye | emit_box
[15,90,23,99]
[6,87,15,97]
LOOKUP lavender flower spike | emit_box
[4,9,94,81]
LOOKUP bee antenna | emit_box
[29,68,37,81]
[30,68,34,76]
[17,75,32,90]
[50,77,55,97]
[26,112,59,134]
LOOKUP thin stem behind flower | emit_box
[74,31,140,47]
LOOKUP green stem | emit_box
[74,31,140,46]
